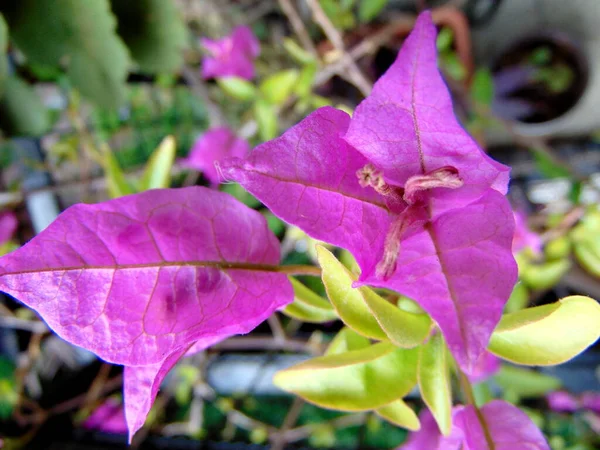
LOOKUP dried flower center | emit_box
[403,166,463,204]
[358,164,463,279]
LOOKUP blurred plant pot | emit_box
[472,0,600,143]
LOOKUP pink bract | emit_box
[512,211,542,255]
[220,12,517,374]
[546,391,579,413]
[83,398,128,435]
[181,127,250,185]
[467,351,501,384]
[400,401,549,449]
[0,187,293,440]
[0,211,17,246]
[201,25,260,80]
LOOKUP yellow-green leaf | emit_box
[274,342,418,410]
[259,69,299,106]
[489,295,600,365]
[326,327,370,355]
[494,365,561,398]
[418,333,452,435]
[254,98,278,141]
[217,77,257,101]
[504,282,529,313]
[375,399,420,431]
[520,258,571,290]
[283,278,338,323]
[573,243,600,277]
[317,246,387,340]
[361,287,431,348]
[100,146,134,198]
[283,38,314,64]
[138,135,176,191]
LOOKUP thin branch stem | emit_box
[277,0,319,57]
[458,370,495,450]
[305,0,372,96]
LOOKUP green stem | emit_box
[458,370,495,450]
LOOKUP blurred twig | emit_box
[277,0,318,57]
[181,66,227,127]
[305,0,372,96]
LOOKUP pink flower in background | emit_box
[547,390,600,414]
[399,401,549,449]
[221,12,517,375]
[512,211,542,255]
[201,26,260,80]
[181,127,249,185]
[0,211,17,246]
[83,398,128,435]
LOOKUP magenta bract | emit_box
[0,211,17,246]
[400,401,549,449]
[221,12,517,374]
[181,127,250,185]
[0,187,293,440]
[512,211,542,255]
[201,25,260,80]
[83,398,128,435]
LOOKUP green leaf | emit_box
[296,62,317,99]
[0,76,49,137]
[100,146,135,198]
[254,98,278,141]
[326,327,370,355]
[545,236,571,261]
[494,365,561,398]
[1,0,130,109]
[504,282,529,314]
[418,333,452,435]
[520,258,571,290]
[109,0,187,73]
[375,399,420,431]
[358,0,388,22]
[532,149,570,179]
[0,14,8,96]
[436,28,454,53]
[274,342,418,410]
[138,135,176,191]
[283,277,338,323]
[571,209,600,277]
[283,38,315,65]
[361,286,431,348]
[470,68,494,107]
[0,357,16,420]
[489,296,600,365]
[259,69,299,106]
[216,77,257,102]
[440,52,466,82]
[317,245,387,340]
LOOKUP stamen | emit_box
[403,166,463,204]
[356,164,403,200]
[376,217,405,279]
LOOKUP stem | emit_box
[2,262,322,277]
[458,370,496,450]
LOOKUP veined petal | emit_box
[220,106,391,276]
[359,190,517,374]
[344,11,510,214]
[0,187,293,366]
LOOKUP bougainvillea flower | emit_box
[0,211,17,246]
[220,12,517,374]
[84,398,128,435]
[512,211,542,255]
[201,25,260,80]
[181,127,250,185]
[467,351,501,384]
[399,401,549,449]
[0,187,293,440]
[547,390,600,414]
